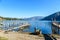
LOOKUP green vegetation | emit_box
[4,17,21,20]
[0,37,8,40]
[0,16,23,20]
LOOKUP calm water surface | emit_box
[0,20,60,34]
[24,21,52,34]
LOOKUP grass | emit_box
[0,37,8,40]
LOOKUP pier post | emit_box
[58,28,59,35]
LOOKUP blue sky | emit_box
[0,0,60,18]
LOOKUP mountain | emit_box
[23,16,43,21]
[42,12,60,21]
[0,16,43,20]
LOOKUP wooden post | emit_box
[34,27,36,33]
[58,28,59,35]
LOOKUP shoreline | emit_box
[0,31,44,40]
[0,31,60,40]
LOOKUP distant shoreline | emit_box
[0,16,23,20]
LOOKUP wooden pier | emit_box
[52,22,60,28]
[52,21,60,34]
[4,24,30,33]
[14,23,30,30]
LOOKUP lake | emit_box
[0,20,60,34]
[23,21,52,34]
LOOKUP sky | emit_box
[0,0,60,18]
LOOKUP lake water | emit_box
[0,20,60,34]
[23,21,52,34]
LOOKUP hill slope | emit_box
[42,12,60,21]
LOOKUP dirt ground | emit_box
[0,31,44,40]
[0,31,60,40]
